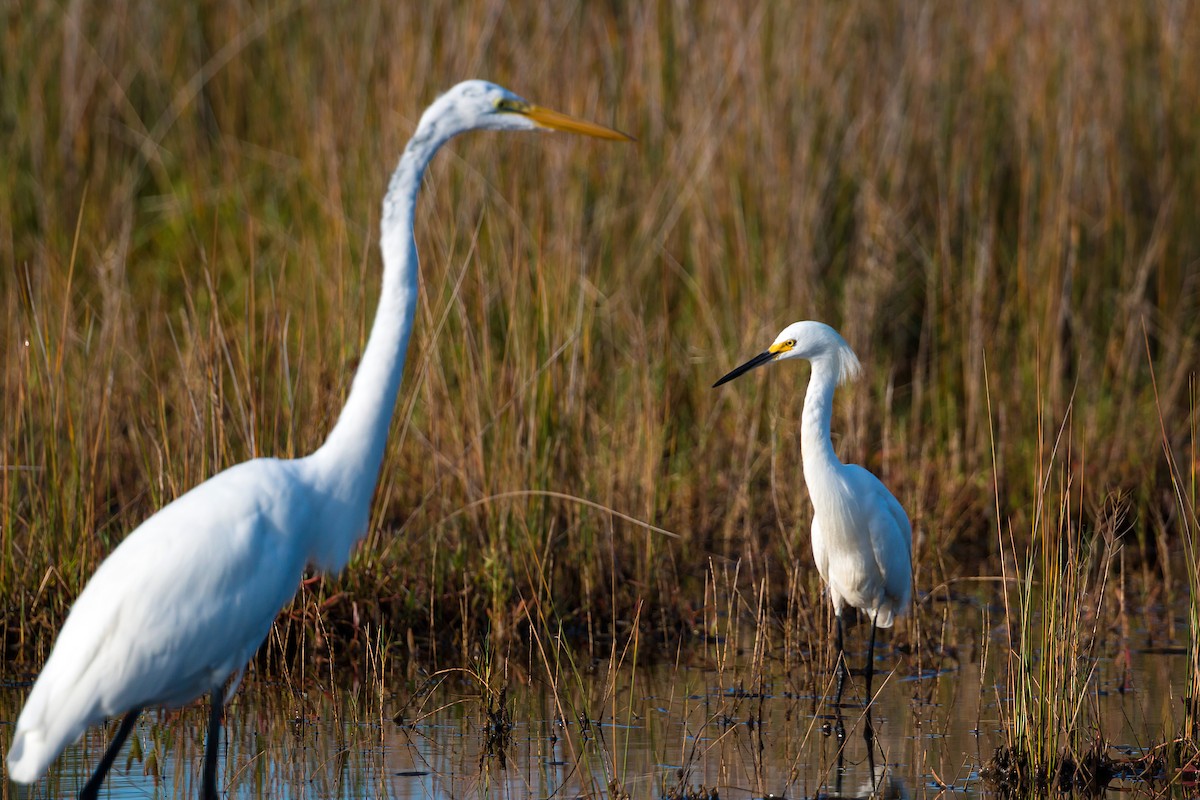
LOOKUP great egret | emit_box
[713,321,911,709]
[5,80,629,799]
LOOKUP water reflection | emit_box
[0,643,1189,798]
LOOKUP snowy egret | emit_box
[714,321,911,708]
[5,80,629,799]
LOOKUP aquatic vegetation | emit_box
[3,1,1199,669]
[981,346,1200,795]
[987,392,1117,792]
[2,624,1190,799]
[1150,369,1200,744]
[2,8,1198,795]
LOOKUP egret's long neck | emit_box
[305,123,451,571]
[800,360,844,491]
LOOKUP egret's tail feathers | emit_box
[6,729,54,784]
[6,700,88,786]
[870,598,909,629]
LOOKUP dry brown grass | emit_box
[2,1,1198,671]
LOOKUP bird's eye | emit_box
[785,339,796,348]
[495,98,523,113]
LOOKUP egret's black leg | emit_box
[865,728,879,786]
[833,613,849,708]
[863,622,878,705]
[201,685,225,800]
[834,726,846,791]
[863,623,878,742]
[79,709,141,800]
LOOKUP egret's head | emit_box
[419,80,631,141]
[713,320,862,388]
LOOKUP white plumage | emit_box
[714,320,912,706]
[6,80,627,797]
[8,460,310,782]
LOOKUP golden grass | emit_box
[2,1,1198,677]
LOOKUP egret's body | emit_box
[714,321,911,707]
[6,80,627,799]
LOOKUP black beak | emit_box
[713,349,776,388]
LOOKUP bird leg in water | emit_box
[864,622,878,704]
[865,733,879,787]
[834,613,849,708]
[834,717,847,786]
[864,705,876,743]
[862,623,878,742]
[78,709,141,800]
[201,684,224,800]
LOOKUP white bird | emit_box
[713,321,912,709]
[5,80,629,800]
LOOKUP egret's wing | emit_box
[879,483,912,563]
[809,515,829,583]
[845,465,912,622]
[104,460,313,708]
[7,459,311,782]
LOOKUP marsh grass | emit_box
[985,386,1119,793]
[1148,364,1200,744]
[982,333,1200,794]
[2,0,1199,691]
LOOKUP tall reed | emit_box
[988,387,1119,792]
[2,1,1198,669]
[1148,352,1200,743]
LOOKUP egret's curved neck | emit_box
[305,120,454,568]
[801,359,844,485]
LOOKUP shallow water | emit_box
[1,634,1192,799]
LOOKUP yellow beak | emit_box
[522,105,633,141]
